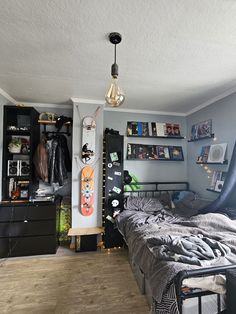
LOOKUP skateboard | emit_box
[81,166,94,216]
[81,116,96,164]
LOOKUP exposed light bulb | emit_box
[105,77,125,107]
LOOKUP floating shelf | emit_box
[38,120,72,136]
[188,134,215,142]
[38,120,71,125]
[206,188,221,194]
[127,135,185,139]
[6,130,31,136]
[196,160,228,165]
[127,159,184,162]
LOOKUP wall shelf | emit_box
[127,135,185,139]
[196,160,228,165]
[6,130,31,136]
[188,134,215,142]
[38,120,71,125]
[38,119,72,136]
[127,158,184,162]
[206,188,220,194]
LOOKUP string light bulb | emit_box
[105,32,125,107]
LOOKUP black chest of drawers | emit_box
[0,201,60,257]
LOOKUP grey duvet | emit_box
[116,209,236,303]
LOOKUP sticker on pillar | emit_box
[114,171,121,176]
[111,199,119,207]
[108,163,113,168]
[110,152,119,162]
[106,215,115,223]
[113,161,120,167]
[81,166,94,216]
[113,209,121,218]
[112,186,121,194]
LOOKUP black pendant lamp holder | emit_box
[109,32,122,78]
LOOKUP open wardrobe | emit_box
[0,105,73,257]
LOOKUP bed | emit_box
[116,182,236,314]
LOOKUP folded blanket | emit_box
[147,234,231,265]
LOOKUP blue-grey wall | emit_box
[0,97,13,201]
[187,93,236,200]
[72,101,104,229]
[104,111,187,182]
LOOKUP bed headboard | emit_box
[124,181,189,198]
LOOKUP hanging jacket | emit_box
[33,137,49,182]
[48,135,71,186]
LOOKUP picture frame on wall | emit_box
[190,119,212,140]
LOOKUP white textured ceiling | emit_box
[1,0,236,113]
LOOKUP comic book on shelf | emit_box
[169,146,184,161]
[209,171,227,191]
[156,123,166,136]
[197,145,210,163]
[151,122,157,136]
[127,121,149,136]
[165,123,181,137]
[191,119,212,140]
[127,143,136,159]
[207,143,227,163]
[142,122,149,136]
[156,146,170,159]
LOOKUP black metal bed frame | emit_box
[123,181,236,314]
[124,181,189,196]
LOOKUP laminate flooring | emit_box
[0,248,150,314]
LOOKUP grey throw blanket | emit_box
[116,210,236,303]
[147,234,231,265]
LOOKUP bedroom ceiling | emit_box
[1,0,236,114]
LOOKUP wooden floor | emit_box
[0,248,150,314]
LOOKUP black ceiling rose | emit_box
[109,32,122,45]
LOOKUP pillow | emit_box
[158,192,173,209]
[172,190,196,203]
[124,196,164,213]
[174,198,211,217]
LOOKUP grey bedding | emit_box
[116,204,236,303]
[147,234,230,265]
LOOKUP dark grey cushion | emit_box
[124,196,164,213]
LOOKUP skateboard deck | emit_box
[81,166,94,216]
[82,116,96,164]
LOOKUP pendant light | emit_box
[105,32,125,107]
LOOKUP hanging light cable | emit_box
[105,32,125,107]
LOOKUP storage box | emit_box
[75,235,97,252]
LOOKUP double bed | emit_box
[116,182,236,314]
